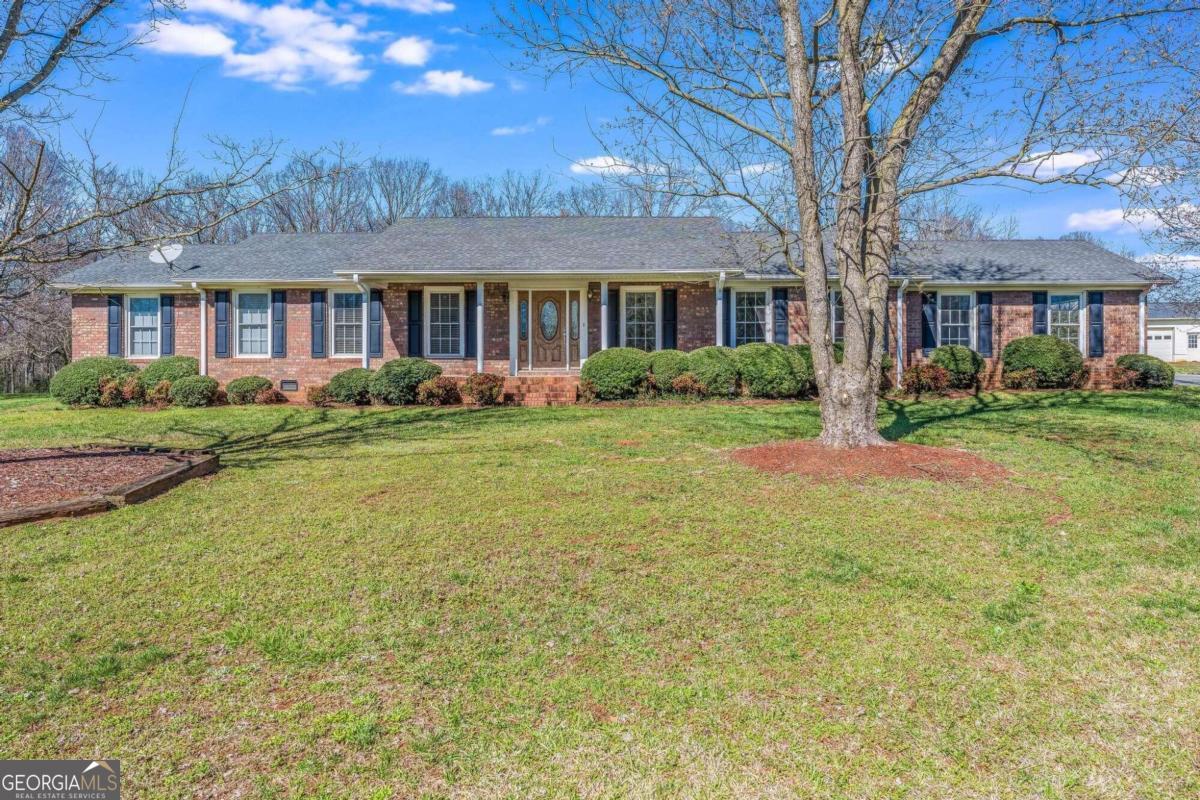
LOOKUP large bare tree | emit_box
[501,0,1200,446]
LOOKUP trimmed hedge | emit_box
[170,375,219,407]
[930,345,984,390]
[1114,354,1175,388]
[734,343,806,398]
[687,346,739,396]
[226,375,273,405]
[50,357,139,406]
[463,373,505,406]
[579,347,651,400]
[647,349,690,389]
[369,357,442,405]
[137,356,198,390]
[417,376,461,406]
[328,367,374,405]
[1001,335,1085,388]
[902,363,951,396]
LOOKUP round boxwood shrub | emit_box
[226,375,273,405]
[328,367,374,405]
[1001,335,1085,388]
[687,346,739,396]
[647,349,689,390]
[169,375,219,407]
[137,356,198,390]
[1114,354,1175,389]
[579,347,651,400]
[417,376,462,406]
[930,345,984,390]
[734,343,806,398]
[369,357,443,405]
[463,372,506,406]
[902,363,951,396]
[50,357,139,406]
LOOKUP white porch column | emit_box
[508,289,518,375]
[600,281,609,350]
[580,287,589,364]
[715,272,726,346]
[476,282,485,373]
[194,284,207,376]
[1138,290,1147,354]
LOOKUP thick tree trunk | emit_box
[818,366,889,448]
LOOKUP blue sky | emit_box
[71,0,1156,254]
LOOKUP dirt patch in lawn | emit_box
[0,447,199,510]
[731,440,1009,484]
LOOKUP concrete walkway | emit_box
[1174,372,1200,387]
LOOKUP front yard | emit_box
[1,391,1199,799]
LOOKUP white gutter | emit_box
[895,278,909,385]
[352,273,370,369]
[715,271,727,346]
[192,282,207,376]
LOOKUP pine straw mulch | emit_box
[731,440,1009,484]
[0,447,193,511]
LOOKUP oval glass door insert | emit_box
[539,300,559,341]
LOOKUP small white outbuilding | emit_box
[1147,303,1200,362]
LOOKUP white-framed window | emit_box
[235,292,270,357]
[332,292,364,357]
[1189,332,1198,350]
[937,293,973,348]
[830,290,845,344]
[425,287,464,358]
[1049,293,1083,350]
[127,295,160,358]
[620,287,660,351]
[734,290,769,345]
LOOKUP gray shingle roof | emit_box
[57,218,1157,289]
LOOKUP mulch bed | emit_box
[731,440,1009,484]
[1,447,195,511]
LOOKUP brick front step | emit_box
[502,375,580,406]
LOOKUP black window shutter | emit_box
[310,290,326,358]
[772,287,789,344]
[407,290,423,356]
[607,287,619,348]
[1088,291,1104,357]
[662,288,678,350]
[921,291,937,353]
[160,294,175,355]
[271,290,287,358]
[976,291,993,357]
[1032,291,1048,335]
[722,287,732,346]
[107,295,123,356]
[214,290,230,358]
[369,289,383,358]
[464,288,477,358]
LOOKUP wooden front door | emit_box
[532,291,566,369]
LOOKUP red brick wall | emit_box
[71,295,109,360]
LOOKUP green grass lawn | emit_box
[2,391,1199,799]
[1170,360,1200,374]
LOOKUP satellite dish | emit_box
[149,243,183,266]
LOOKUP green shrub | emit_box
[254,386,287,404]
[1114,354,1175,389]
[50,357,139,406]
[579,347,651,400]
[226,375,273,405]
[306,384,334,407]
[463,373,506,406]
[146,380,173,407]
[902,363,951,396]
[328,367,374,405]
[1002,368,1039,390]
[930,345,984,390]
[670,372,705,397]
[734,343,807,398]
[170,375,219,407]
[137,356,198,390]
[417,376,461,406]
[687,346,739,396]
[1001,335,1085,388]
[369,358,442,405]
[647,349,689,390]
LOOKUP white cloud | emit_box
[491,115,551,136]
[142,0,369,89]
[383,35,433,66]
[1066,207,1162,233]
[394,69,493,96]
[358,0,455,13]
[1014,148,1102,178]
[570,155,637,176]
[738,161,782,178]
[143,20,235,57]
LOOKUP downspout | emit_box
[352,274,369,369]
[895,278,909,386]
[192,282,207,376]
[715,271,727,346]
[1138,290,1147,354]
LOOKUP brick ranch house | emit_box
[57,217,1159,400]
